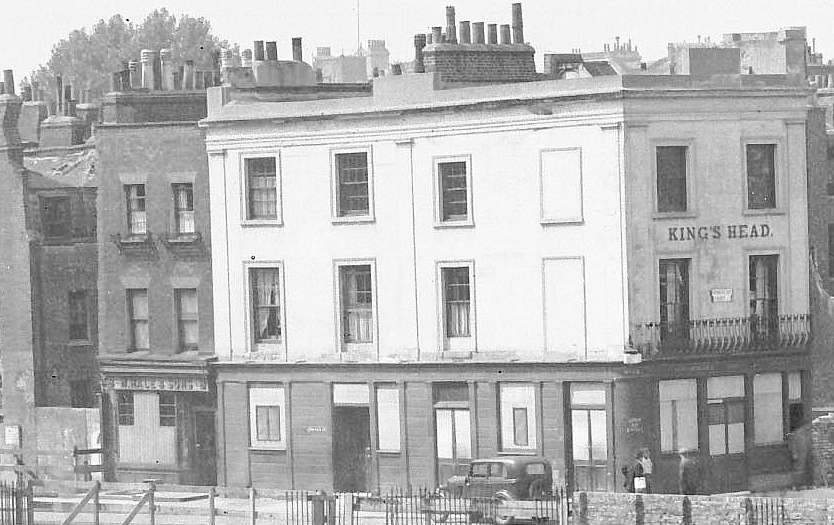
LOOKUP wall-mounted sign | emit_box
[4,426,21,448]
[112,376,209,392]
[710,288,733,302]
[667,224,772,242]
[305,426,327,434]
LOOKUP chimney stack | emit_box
[473,22,485,44]
[140,49,156,89]
[31,80,39,101]
[460,21,471,44]
[183,60,195,90]
[55,75,63,113]
[265,41,278,61]
[500,24,511,44]
[511,3,524,44]
[432,27,442,44]
[413,33,426,73]
[3,70,15,95]
[128,60,140,89]
[445,6,457,44]
[487,24,498,44]
[254,41,265,61]
[292,37,303,61]
[242,49,253,67]
[160,48,174,90]
[221,49,234,69]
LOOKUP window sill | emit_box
[434,220,475,229]
[652,211,698,220]
[742,208,786,217]
[68,340,93,347]
[497,449,538,456]
[377,450,402,455]
[249,445,287,452]
[332,215,376,225]
[541,218,584,226]
[241,219,283,228]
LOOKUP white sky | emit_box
[2,0,833,83]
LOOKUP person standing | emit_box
[637,447,653,493]
[679,448,700,495]
[622,451,645,493]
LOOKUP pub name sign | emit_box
[667,223,771,242]
[112,376,209,392]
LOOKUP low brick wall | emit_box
[812,413,834,485]
[574,491,833,525]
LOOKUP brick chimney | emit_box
[292,37,303,62]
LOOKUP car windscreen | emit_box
[471,463,490,477]
[525,463,546,475]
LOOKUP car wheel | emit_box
[492,491,514,525]
[528,480,548,500]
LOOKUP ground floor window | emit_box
[753,373,782,445]
[788,372,803,432]
[659,379,698,453]
[248,385,286,448]
[499,383,537,451]
[375,385,401,452]
[570,383,608,492]
[707,376,746,456]
[117,391,177,465]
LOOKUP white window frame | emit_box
[172,183,195,235]
[436,260,476,352]
[651,139,696,218]
[433,155,474,227]
[248,385,287,450]
[375,384,402,452]
[741,138,784,215]
[330,146,375,223]
[174,288,199,352]
[539,147,584,224]
[244,261,287,355]
[499,383,537,452]
[239,152,283,226]
[333,259,378,354]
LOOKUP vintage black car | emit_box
[438,456,554,524]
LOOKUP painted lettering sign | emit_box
[305,426,327,434]
[667,224,771,242]
[112,376,209,392]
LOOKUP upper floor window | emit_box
[746,144,776,210]
[127,289,149,351]
[41,196,71,238]
[175,288,198,352]
[749,254,779,339]
[338,264,375,349]
[173,183,195,234]
[442,266,472,339]
[125,184,147,235]
[245,157,278,221]
[250,268,282,345]
[68,290,89,341]
[436,157,473,225]
[334,151,371,218]
[659,259,690,342]
[656,146,688,213]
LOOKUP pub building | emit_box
[96,52,218,484]
[202,16,815,495]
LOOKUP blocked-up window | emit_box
[746,144,776,209]
[659,379,698,452]
[159,392,177,427]
[249,385,285,448]
[499,383,536,450]
[376,385,401,451]
[41,196,71,238]
[118,391,134,426]
[754,373,783,444]
[540,148,583,222]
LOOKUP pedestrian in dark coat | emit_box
[679,449,700,495]
[622,452,645,492]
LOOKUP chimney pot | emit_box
[254,41,265,61]
[3,70,15,96]
[445,6,457,44]
[500,24,511,44]
[55,74,63,113]
[487,24,498,45]
[242,49,253,68]
[432,27,443,44]
[128,60,140,89]
[473,22,485,44]
[391,63,402,75]
[460,21,471,44]
[413,33,427,73]
[427,33,433,45]
[511,3,524,43]
[265,41,278,61]
[292,37,303,61]
[221,49,234,69]
[31,80,39,101]
[183,60,195,90]
[140,49,157,89]
[160,48,175,90]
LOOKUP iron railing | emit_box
[630,314,810,358]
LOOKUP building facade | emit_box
[203,9,815,493]
[95,57,217,484]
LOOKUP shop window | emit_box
[250,268,282,346]
[127,289,149,351]
[245,157,278,220]
[173,183,195,234]
[338,264,374,349]
[159,392,176,427]
[707,375,746,456]
[175,288,198,352]
[68,290,89,341]
[499,383,537,451]
[746,144,776,209]
[333,151,372,218]
[659,259,690,342]
[249,385,285,448]
[125,184,147,235]
[656,145,688,213]
[41,196,71,238]
[570,383,608,492]
[436,157,472,224]
[659,379,698,452]
[754,373,783,444]
[376,385,401,452]
[118,392,134,426]
[441,265,473,341]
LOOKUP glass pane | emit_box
[454,410,471,459]
[660,401,674,452]
[439,161,468,220]
[754,392,782,444]
[659,379,697,401]
[788,372,802,400]
[709,424,726,455]
[436,410,453,459]
[590,410,607,460]
[471,463,489,477]
[571,410,589,460]
[727,422,745,453]
[707,403,725,425]
[656,146,687,213]
[746,144,776,209]
[677,398,699,450]
[570,388,606,406]
[708,376,745,399]
[513,408,529,447]
[179,289,198,315]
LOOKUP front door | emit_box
[435,408,471,484]
[708,398,747,493]
[332,406,371,493]
[571,408,608,491]
[195,411,216,486]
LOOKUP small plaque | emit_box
[710,288,733,303]
[305,426,326,434]
[4,426,21,448]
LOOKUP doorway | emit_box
[195,411,216,486]
[332,406,371,493]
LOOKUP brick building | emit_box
[202,4,816,495]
